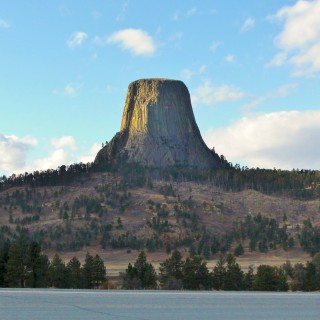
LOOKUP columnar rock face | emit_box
[94,78,221,168]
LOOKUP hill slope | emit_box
[1,169,319,271]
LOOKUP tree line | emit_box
[1,159,320,200]
[1,239,320,291]
[121,250,320,291]
[0,238,106,289]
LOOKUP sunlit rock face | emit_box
[95,78,221,168]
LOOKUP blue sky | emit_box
[1,0,320,176]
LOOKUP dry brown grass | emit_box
[1,172,319,274]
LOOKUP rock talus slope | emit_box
[95,78,221,168]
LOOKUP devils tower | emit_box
[94,78,222,168]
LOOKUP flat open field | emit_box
[53,247,311,277]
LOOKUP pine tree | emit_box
[182,256,211,290]
[253,265,288,291]
[0,242,10,286]
[5,243,28,287]
[82,253,95,289]
[133,251,157,289]
[159,250,184,289]
[49,254,69,288]
[234,243,244,256]
[224,254,244,290]
[92,255,107,288]
[212,256,226,290]
[67,257,82,289]
[26,242,49,288]
[122,251,157,289]
[244,265,255,290]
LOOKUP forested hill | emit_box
[1,161,320,200]
[0,159,319,259]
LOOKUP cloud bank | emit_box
[0,135,37,175]
[204,110,320,169]
[268,0,320,76]
[0,134,100,176]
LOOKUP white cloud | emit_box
[271,83,298,98]
[167,32,183,48]
[0,133,102,176]
[180,65,206,81]
[267,52,287,68]
[0,134,37,175]
[67,31,88,48]
[63,84,77,96]
[78,143,101,164]
[173,7,197,20]
[186,7,197,17]
[181,68,193,81]
[274,0,320,49]
[242,83,298,111]
[241,18,255,32]
[116,0,129,22]
[107,28,156,56]
[192,80,245,106]
[172,12,180,21]
[268,0,320,76]
[51,136,77,150]
[0,19,10,28]
[203,110,320,169]
[34,149,71,172]
[242,98,265,112]
[93,36,106,46]
[209,41,221,53]
[53,83,80,96]
[31,138,99,172]
[199,65,207,74]
[225,54,235,63]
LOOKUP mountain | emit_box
[94,78,223,168]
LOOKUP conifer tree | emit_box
[212,256,226,290]
[224,254,244,290]
[67,257,82,289]
[82,253,95,289]
[0,242,10,286]
[92,254,107,288]
[122,251,157,289]
[49,254,69,288]
[182,256,211,290]
[159,250,184,289]
[26,241,49,288]
[5,243,28,287]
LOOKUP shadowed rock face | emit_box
[95,78,221,168]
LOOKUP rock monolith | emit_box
[94,78,222,168]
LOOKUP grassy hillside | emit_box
[1,166,319,270]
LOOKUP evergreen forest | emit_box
[1,239,320,291]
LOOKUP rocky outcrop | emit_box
[94,78,222,168]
